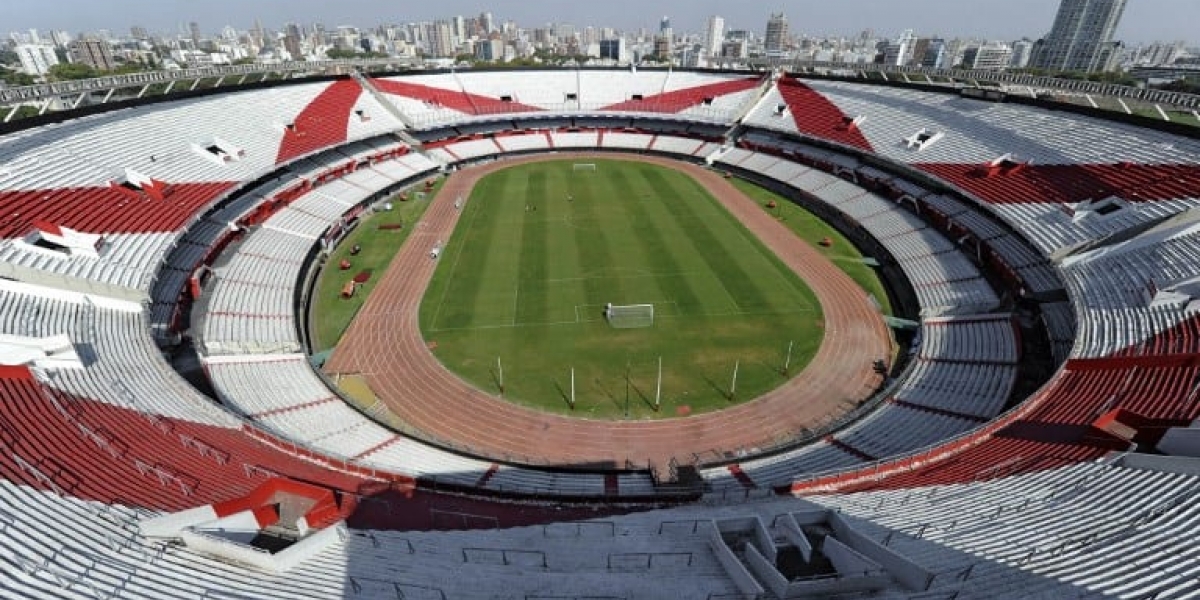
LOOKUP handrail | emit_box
[755,59,1200,110]
[0,58,405,104]
[7,61,1198,112]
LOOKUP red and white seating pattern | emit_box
[2,68,1200,598]
[0,80,403,298]
[372,70,765,127]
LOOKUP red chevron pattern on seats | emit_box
[0,367,374,513]
[776,78,874,152]
[821,357,1200,492]
[917,162,1200,205]
[0,181,236,238]
[370,77,541,115]
[276,79,364,164]
[0,367,640,530]
[601,77,761,113]
[1113,313,1200,357]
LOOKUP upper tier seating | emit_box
[0,81,403,297]
[372,70,764,127]
[6,69,1200,599]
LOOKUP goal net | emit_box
[572,163,597,172]
[604,303,654,329]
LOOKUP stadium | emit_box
[0,57,1199,599]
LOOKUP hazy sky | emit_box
[4,0,1196,45]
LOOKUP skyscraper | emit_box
[188,21,202,49]
[704,16,725,57]
[1032,0,1127,72]
[428,20,454,57]
[764,13,788,58]
[283,23,303,60]
[68,37,116,71]
[14,43,58,76]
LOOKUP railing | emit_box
[658,519,712,535]
[607,551,695,570]
[400,103,746,128]
[542,521,616,537]
[461,547,548,568]
[0,58,406,105]
[12,452,67,496]
[758,59,1200,110]
[17,554,114,600]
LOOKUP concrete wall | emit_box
[830,512,934,591]
[707,526,765,598]
[1157,428,1200,458]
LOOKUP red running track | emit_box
[325,153,893,471]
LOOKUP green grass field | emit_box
[310,182,442,352]
[729,179,894,317]
[419,159,824,420]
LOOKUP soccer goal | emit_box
[572,163,597,172]
[604,303,654,328]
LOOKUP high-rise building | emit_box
[653,36,671,62]
[68,38,116,71]
[553,23,575,41]
[721,39,748,60]
[882,30,917,66]
[963,42,1014,70]
[1031,0,1127,72]
[452,16,466,44]
[599,38,627,62]
[14,44,59,75]
[926,39,948,68]
[428,20,454,57]
[764,13,788,58]
[50,30,72,47]
[188,21,202,49]
[659,16,672,43]
[704,16,725,56]
[1141,41,1183,66]
[475,38,504,61]
[284,23,303,60]
[1010,39,1035,68]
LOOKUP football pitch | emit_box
[419,158,823,419]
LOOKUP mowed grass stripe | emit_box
[515,171,550,327]
[643,169,779,313]
[419,159,827,419]
[433,171,524,329]
[618,166,741,315]
[608,165,708,315]
[570,167,625,304]
[596,166,674,308]
[655,168,816,313]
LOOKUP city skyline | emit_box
[6,0,1200,45]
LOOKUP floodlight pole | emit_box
[497,356,504,395]
[570,368,576,409]
[730,360,740,401]
[655,356,662,411]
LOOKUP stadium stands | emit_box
[5,67,1200,597]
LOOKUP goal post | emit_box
[604,303,654,329]
[572,163,597,172]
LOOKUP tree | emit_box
[1,68,36,86]
[48,62,98,81]
[326,48,388,60]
